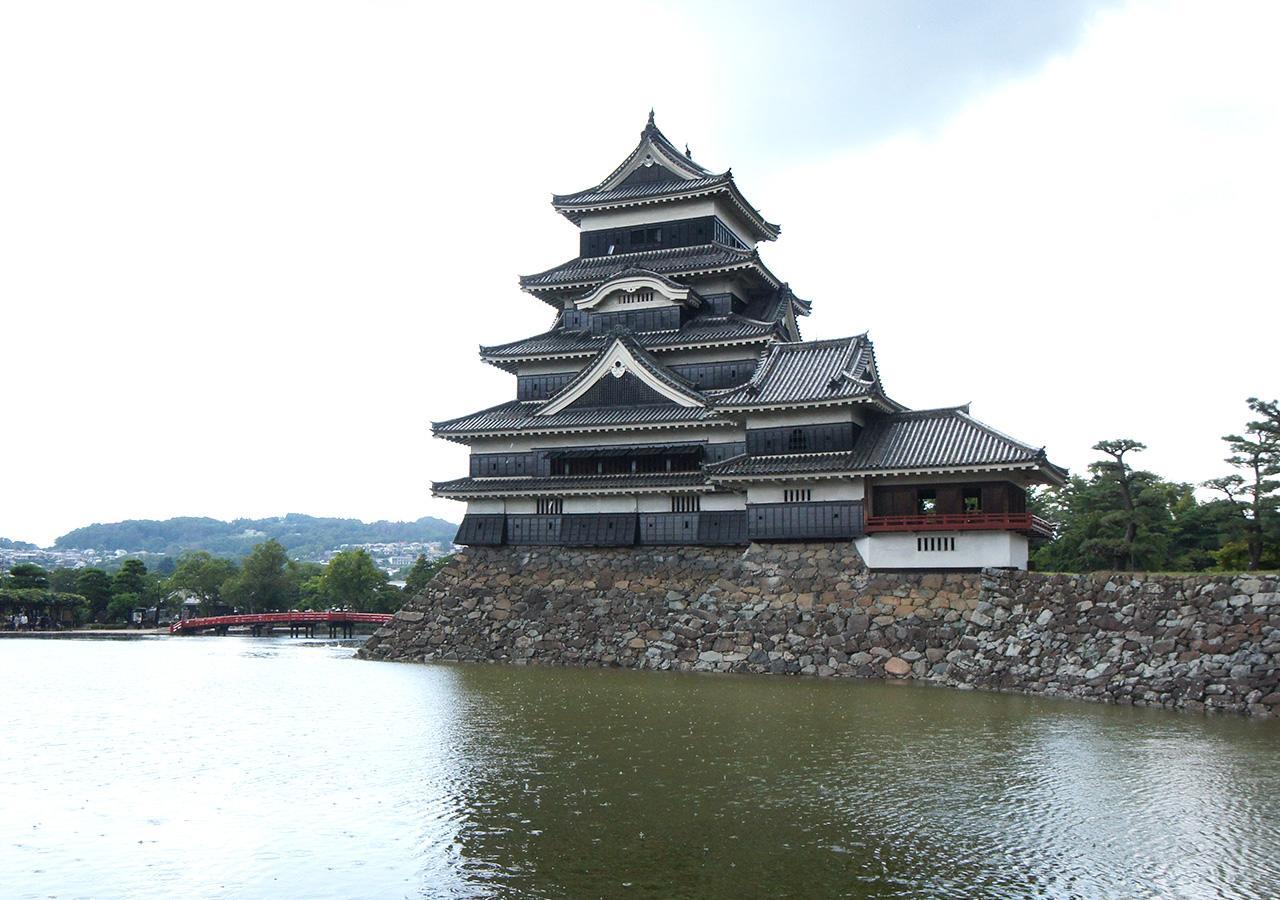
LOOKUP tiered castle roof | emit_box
[432,114,1066,510]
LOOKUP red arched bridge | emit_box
[170,611,392,638]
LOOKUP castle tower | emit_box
[433,115,1064,568]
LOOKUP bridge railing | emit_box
[170,611,393,634]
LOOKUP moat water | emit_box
[2,637,1278,899]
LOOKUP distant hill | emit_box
[52,514,458,559]
[0,537,39,551]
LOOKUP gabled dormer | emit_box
[538,336,708,416]
[575,269,701,313]
[589,110,714,190]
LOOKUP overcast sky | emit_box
[2,0,1276,547]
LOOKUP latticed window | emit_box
[671,495,700,513]
[536,498,563,515]
[788,429,808,452]
[783,489,812,503]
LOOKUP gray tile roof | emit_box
[849,407,1060,474]
[433,472,712,496]
[549,114,779,240]
[561,113,715,197]
[519,243,780,293]
[553,173,731,208]
[706,407,1066,481]
[480,314,784,365]
[433,399,730,441]
[714,336,888,409]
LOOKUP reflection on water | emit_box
[2,638,1277,898]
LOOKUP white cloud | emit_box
[768,0,1279,486]
[0,0,1275,544]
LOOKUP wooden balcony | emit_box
[865,512,1055,538]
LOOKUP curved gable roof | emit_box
[550,113,780,241]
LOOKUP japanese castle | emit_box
[434,114,1065,569]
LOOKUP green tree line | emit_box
[1,545,452,627]
[49,513,456,559]
[1031,398,1279,572]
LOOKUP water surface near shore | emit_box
[2,637,1278,898]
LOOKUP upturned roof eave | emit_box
[711,395,893,415]
[432,417,739,444]
[551,177,781,242]
[518,244,783,295]
[705,458,1063,483]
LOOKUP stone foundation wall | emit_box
[357,544,1280,717]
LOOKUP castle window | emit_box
[917,489,937,515]
[536,498,563,515]
[784,489,812,503]
[788,428,808,452]
[963,488,982,513]
[671,495,700,513]
[917,536,956,552]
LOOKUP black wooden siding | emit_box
[747,501,865,541]
[517,372,576,401]
[565,371,678,409]
[579,216,745,257]
[455,514,505,546]
[507,515,562,545]
[470,452,551,478]
[470,443,731,479]
[469,512,751,547]
[458,509,869,548]
[506,514,637,547]
[699,292,745,315]
[638,512,698,544]
[704,441,746,464]
[670,359,756,390]
[589,306,683,335]
[697,510,749,544]
[746,422,859,456]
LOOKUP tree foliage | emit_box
[7,563,50,590]
[1203,397,1280,570]
[1033,400,1277,572]
[112,559,148,597]
[403,554,451,596]
[222,539,295,613]
[168,551,239,614]
[322,549,388,612]
[74,568,114,621]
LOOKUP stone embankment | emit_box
[357,544,1279,717]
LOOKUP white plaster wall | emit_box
[576,200,756,247]
[591,292,683,313]
[701,492,746,510]
[577,199,719,230]
[745,481,864,503]
[562,496,639,513]
[855,532,1029,570]
[504,498,536,514]
[464,499,505,514]
[744,407,866,428]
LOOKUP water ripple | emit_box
[1,640,1278,898]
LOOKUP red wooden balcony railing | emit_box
[865,512,1055,537]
